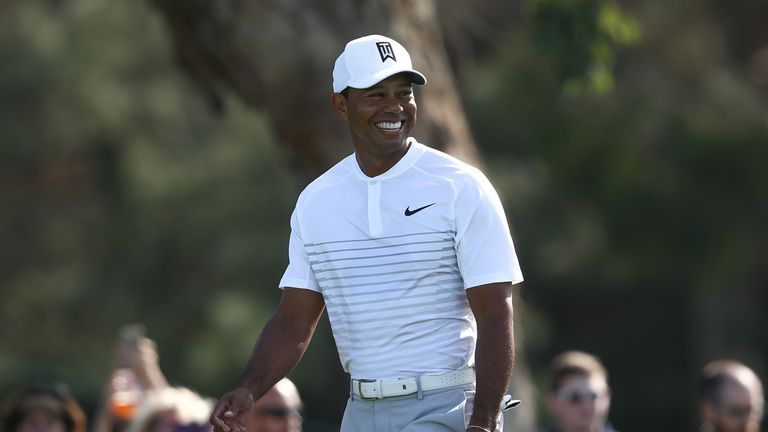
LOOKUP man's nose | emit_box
[382,95,404,113]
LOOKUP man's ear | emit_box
[331,93,348,119]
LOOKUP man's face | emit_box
[548,374,611,432]
[332,73,417,158]
[247,390,301,432]
[701,382,762,432]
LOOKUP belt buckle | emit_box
[356,379,379,400]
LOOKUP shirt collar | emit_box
[352,137,426,181]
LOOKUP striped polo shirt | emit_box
[279,139,523,380]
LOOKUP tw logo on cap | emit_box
[376,42,396,62]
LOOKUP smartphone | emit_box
[119,323,145,346]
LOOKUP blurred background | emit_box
[1,0,767,431]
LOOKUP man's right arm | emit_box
[210,287,325,432]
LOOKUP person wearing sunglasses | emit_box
[247,379,302,432]
[698,360,764,432]
[545,351,617,432]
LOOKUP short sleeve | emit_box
[278,207,320,291]
[455,171,524,289]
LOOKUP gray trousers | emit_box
[340,384,503,432]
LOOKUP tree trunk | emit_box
[150,0,480,174]
[150,1,535,430]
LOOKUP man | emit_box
[546,351,617,432]
[247,379,302,432]
[209,34,523,432]
[698,360,764,432]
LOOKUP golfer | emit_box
[210,34,524,432]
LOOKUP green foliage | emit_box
[527,0,641,94]
[465,3,768,429]
[0,0,309,411]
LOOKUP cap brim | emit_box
[348,67,426,90]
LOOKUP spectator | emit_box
[546,351,617,432]
[1,385,86,432]
[92,325,170,432]
[94,324,300,432]
[698,360,764,432]
[124,387,212,432]
[247,379,302,432]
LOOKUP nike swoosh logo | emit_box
[404,203,436,216]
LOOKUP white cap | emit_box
[332,34,427,93]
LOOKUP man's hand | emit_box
[210,387,254,432]
[210,289,325,432]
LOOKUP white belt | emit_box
[352,367,475,400]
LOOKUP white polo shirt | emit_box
[279,139,523,380]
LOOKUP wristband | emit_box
[467,425,492,432]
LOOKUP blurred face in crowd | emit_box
[14,407,67,432]
[247,386,301,432]
[549,373,611,432]
[701,380,763,432]
[141,410,179,432]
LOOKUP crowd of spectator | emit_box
[1,325,763,432]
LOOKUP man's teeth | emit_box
[377,121,402,130]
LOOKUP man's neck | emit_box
[354,140,411,177]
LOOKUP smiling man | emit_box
[210,34,524,432]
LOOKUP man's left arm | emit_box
[466,281,515,432]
